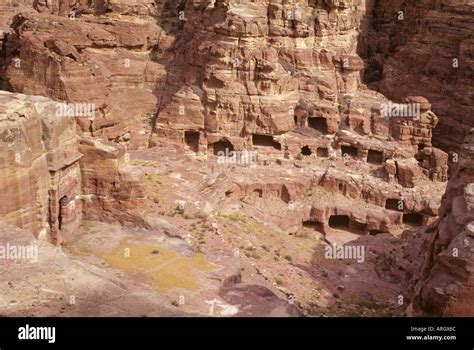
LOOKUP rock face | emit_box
[0,0,472,317]
[1,1,469,157]
[0,91,145,244]
[0,91,82,244]
[150,0,371,151]
[2,11,163,149]
[365,0,474,153]
[78,136,146,226]
[0,1,452,179]
[411,129,474,316]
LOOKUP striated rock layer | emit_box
[150,0,370,149]
[410,129,474,316]
[1,1,470,155]
[365,0,474,153]
[0,0,471,316]
[1,10,164,149]
[0,91,145,244]
[0,1,472,155]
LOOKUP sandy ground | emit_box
[1,146,427,316]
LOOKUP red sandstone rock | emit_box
[0,91,146,244]
[78,136,147,225]
[2,11,164,149]
[0,0,471,318]
[366,0,474,152]
[411,129,474,316]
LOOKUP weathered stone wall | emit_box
[0,91,146,244]
[411,128,474,316]
[0,91,81,243]
[1,11,165,149]
[365,0,474,153]
[78,136,146,224]
[151,0,372,150]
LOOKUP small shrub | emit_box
[275,277,285,286]
[150,47,159,62]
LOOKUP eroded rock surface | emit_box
[0,91,145,244]
[410,129,474,316]
[365,0,474,152]
[0,0,472,317]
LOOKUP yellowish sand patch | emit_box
[130,160,162,168]
[103,240,216,293]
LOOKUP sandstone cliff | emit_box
[365,0,474,153]
[0,91,145,244]
[1,1,472,155]
[0,0,472,317]
[0,91,81,243]
[410,128,474,316]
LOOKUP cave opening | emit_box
[385,198,403,211]
[280,186,290,203]
[184,131,199,152]
[329,215,350,229]
[308,117,328,134]
[367,149,384,164]
[341,145,358,158]
[338,183,344,192]
[317,147,329,157]
[212,140,234,156]
[58,196,68,230]
[301,145,312,156]
[252,134,281,150]
[403,213,424,227]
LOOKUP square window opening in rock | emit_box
[185,131,199,152]
[308,117,328,134]
[329,215,350,229]
[317,147,329,157]
[367,149,384,164]
[403,213,424,227]
[386,198,403,211]
[252,134,281,150]
[341,145,358,158]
